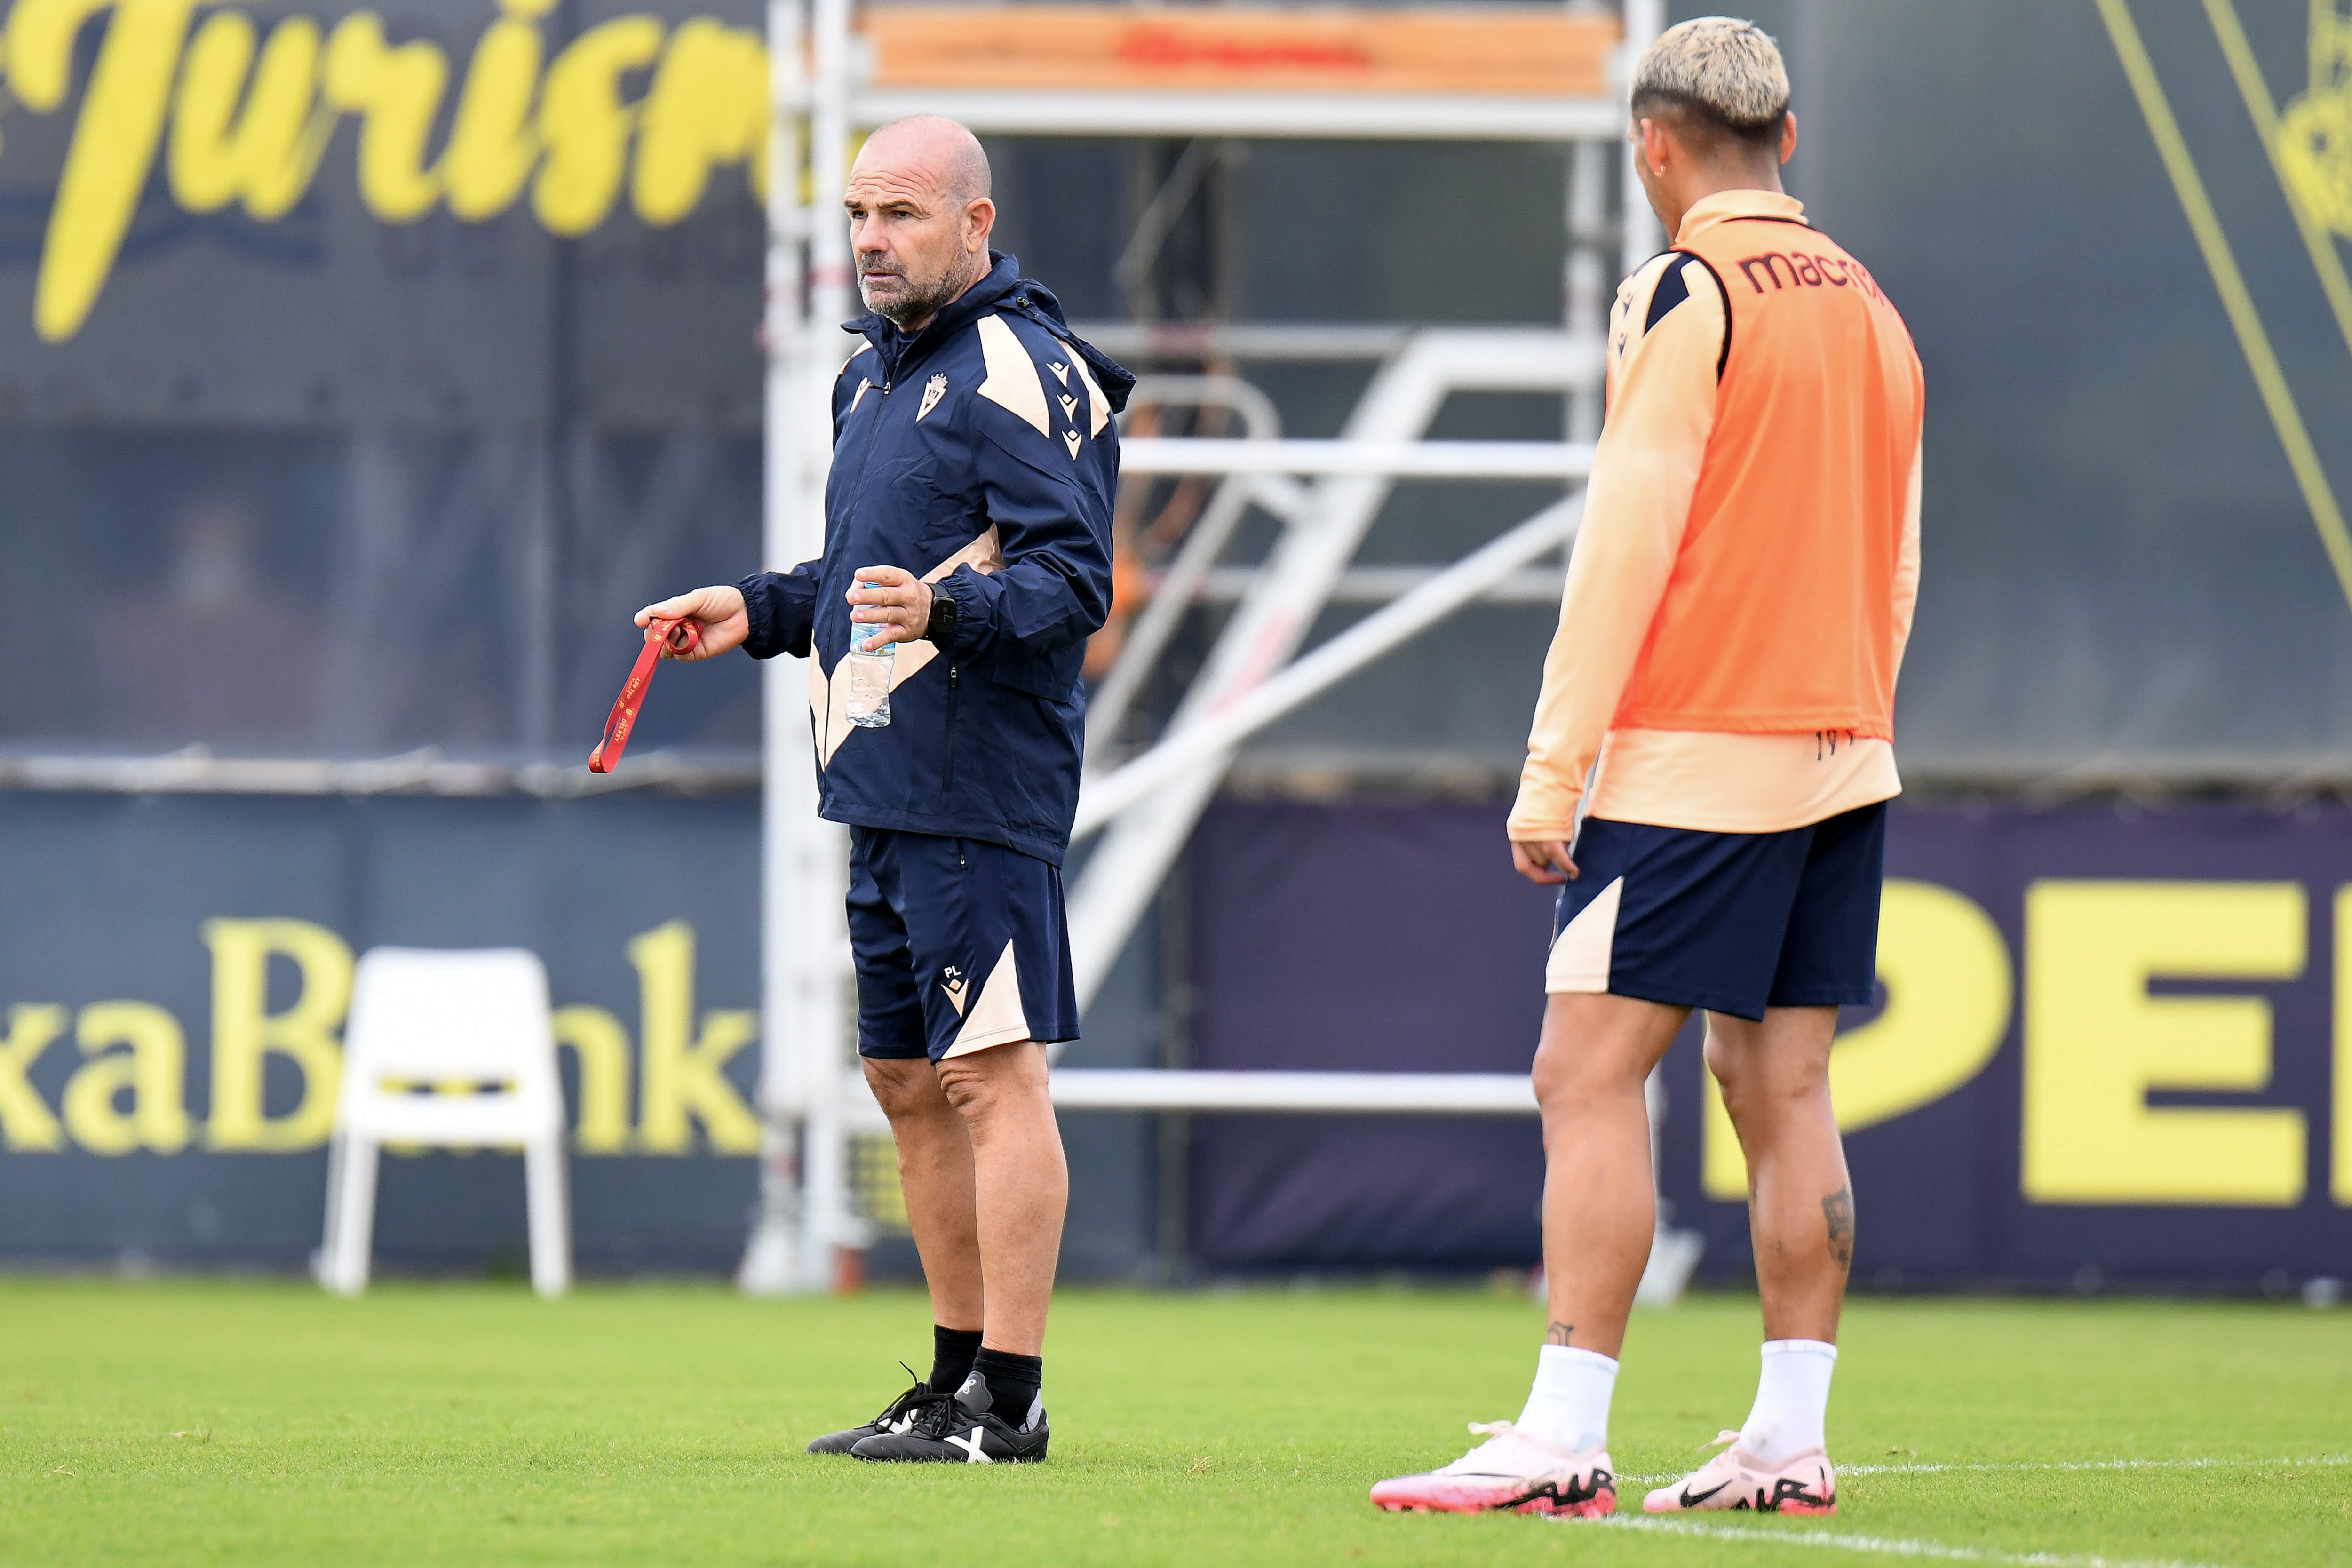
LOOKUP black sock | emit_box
[927,1326,983,1396]
[969,1347,1043,1427]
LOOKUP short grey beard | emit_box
[869,254,983,329]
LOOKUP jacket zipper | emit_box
[806,367,893,782]
[943,663,960,793]
[821,360,895,748]
[839,368,894,519]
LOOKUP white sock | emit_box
[1740,1339,1837,1465]
[1515,1345,1617,1454]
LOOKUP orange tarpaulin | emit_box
[864,7,1621,97]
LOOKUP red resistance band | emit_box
[589,617,700,774]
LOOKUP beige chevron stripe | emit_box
[808,527,1003,766]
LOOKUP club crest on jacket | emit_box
[918,373,949,421]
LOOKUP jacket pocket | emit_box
[942,662,961,794]
[989,644,1083,703]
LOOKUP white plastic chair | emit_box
[319,947,571,1298]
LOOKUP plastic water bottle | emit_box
[845,581,893,728]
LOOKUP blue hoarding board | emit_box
[5,791,2348,1289]
[0,791,763,1272]
[1187,799,2352,1289]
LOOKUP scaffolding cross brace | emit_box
[739,0,1685,1298]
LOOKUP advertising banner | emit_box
[7,789,2350,1289]
[0,0,767,428]
[0,788,1159,1278]
[0,790,766,1273]
[1187,798,2352,1290]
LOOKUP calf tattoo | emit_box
[1822,1186,1855,1270]
[1546,1321,1575,1346]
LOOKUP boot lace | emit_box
[870,1363,952,1429]
[903,1388,969,1440]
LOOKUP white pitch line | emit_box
[1614,1454,2349,1485]
[1589,1514,2238,1568]
[1841,1454,2350,1479]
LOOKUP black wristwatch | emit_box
[924,588,958,651]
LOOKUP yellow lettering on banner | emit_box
[63,1001,192,1155]
[203,918,354,1152]
[168,12,334,219]
[0,0,780,335]
[2022,881,2306,1206]
[5,0,117,111]
[321,11,449,223]
[444,0,555,220]
[2336,886,2352,1206]
[632,17,768,224]
[25,0,201,341]
[535,14,666,236]
[1702,880,2014,1200]
[628,920,759,1154]
[0,1005,72,1152]
[552,1003,632,1153]
[2277,7,2352,236]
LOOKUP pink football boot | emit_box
[1643,1431,1836,1515]
[1370,1422,1615,1517]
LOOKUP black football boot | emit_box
[848,1369,1049,1463]
[806,1366,951,1455]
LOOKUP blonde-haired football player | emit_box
[1371,16,1923,1519]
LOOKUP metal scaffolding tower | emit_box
[739,0,1685,1297]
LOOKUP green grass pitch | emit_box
[1,1278,2345,1566]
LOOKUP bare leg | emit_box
[1704,1007,1850,1343]
[864,1057,984,1332]
[1532,993,1692,1359]
[934,1040,1067,1356]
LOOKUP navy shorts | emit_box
[847,826,1079,1062]
[1546,802,1886,1022]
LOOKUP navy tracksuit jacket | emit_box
[739,254,1131,865]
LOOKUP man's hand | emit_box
[847,565,934,649]
[636,585,747,659]
[1512,839,1580,885]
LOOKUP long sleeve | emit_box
[931,390,1116,666]
[739,565,819,660]
[1889,434,1923,677]
[1506,254,1724,842]
[740,345,877,663]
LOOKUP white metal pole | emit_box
[1069,493,1583,845]
[781,0,859,1293]
[1613,0,1701,1310]
[1620,0,1665,271]
[1085,376,1282,754]
[1049,1070,1538,1114]
[741,0,858,1296]
[740,0,813,1297]
[1114,439,1594,478]
[1566,137,1608,447]
[1063,331,1602,1013]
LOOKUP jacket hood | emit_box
[845,252,1135,414]
[996,271,1136,415]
